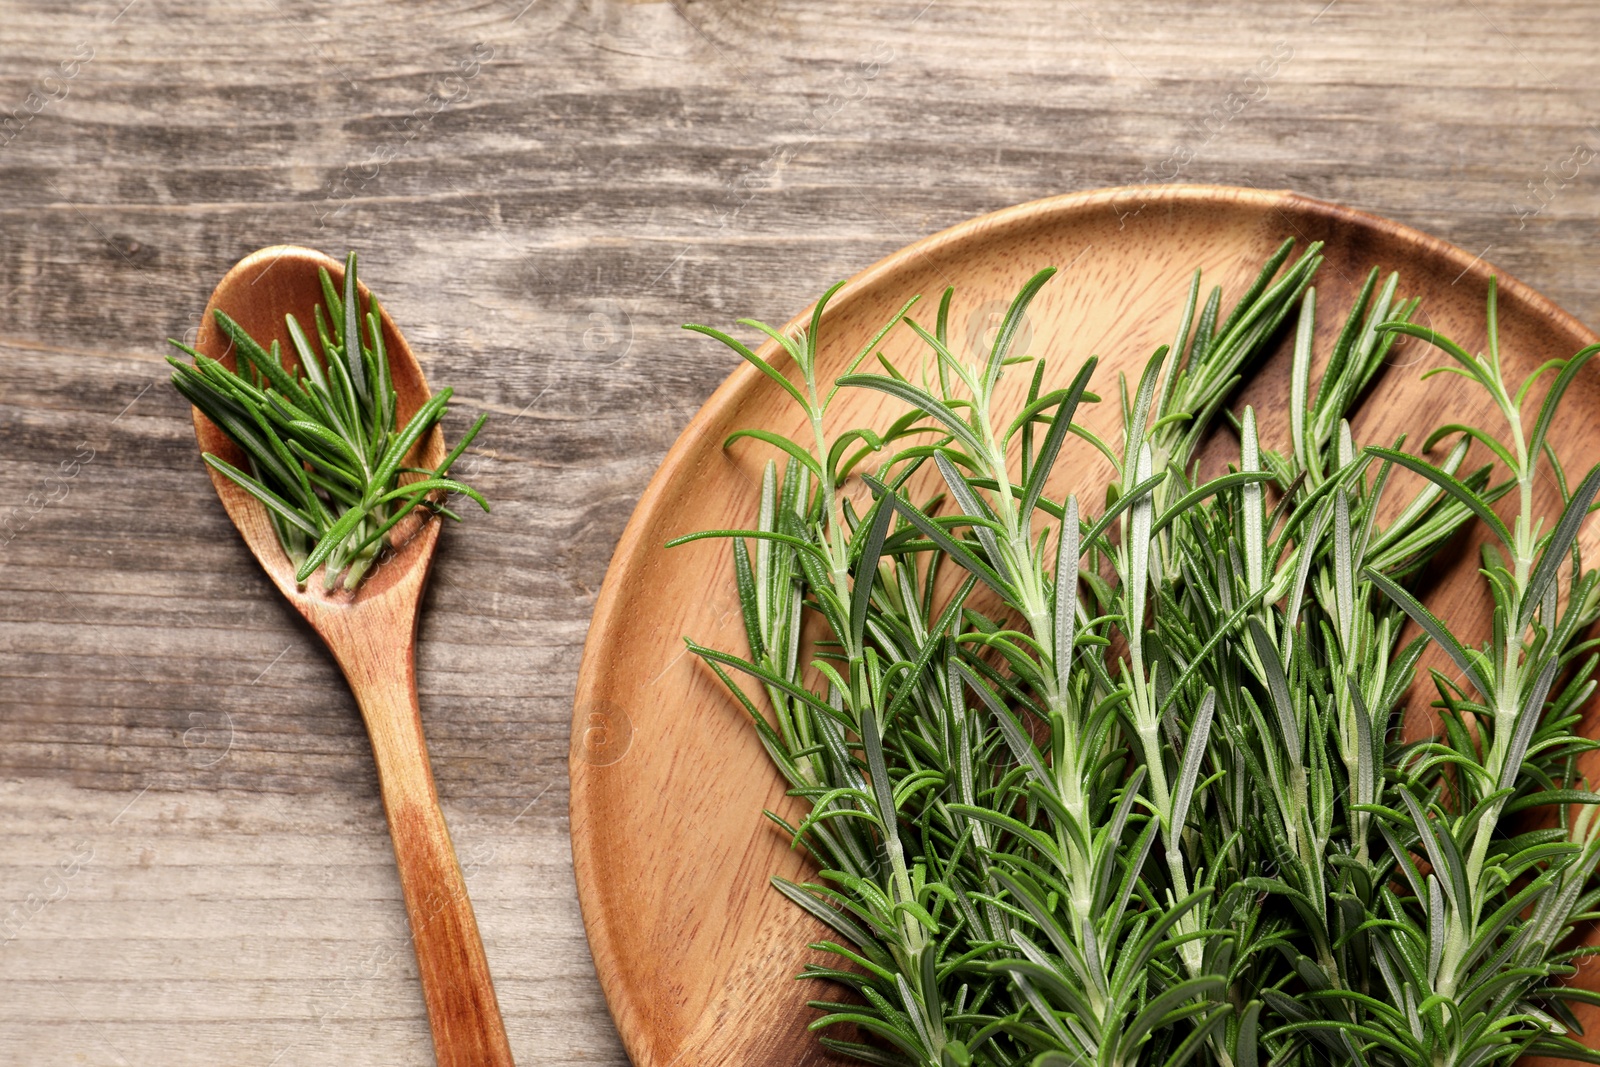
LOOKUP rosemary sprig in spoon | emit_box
[167,251,489,590]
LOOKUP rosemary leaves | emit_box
[169,252,488,591]
[681,248,1600,1067]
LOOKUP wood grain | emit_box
[4,0,1600,1063]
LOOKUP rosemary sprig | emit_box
[169,252,489,590]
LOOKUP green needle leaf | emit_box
[1020,357,1096,528]
[840,373,988,458]
[369,478,489,512]
[1366,444,1514,551]
[202,454,319,536]
[983,266,1055,395]
[342,251,371,409]
[685,324,813,415]
[849,499,894,655]
[1366,566,1493,700]
[1518,462,1600,634]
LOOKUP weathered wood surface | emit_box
[1,1,1599,1063]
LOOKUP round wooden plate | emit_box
[569,185,1600,1067]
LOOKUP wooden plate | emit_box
[569,185,1600,1066]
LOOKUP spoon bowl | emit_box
[190,245,514,1067]
[193,245,443,606]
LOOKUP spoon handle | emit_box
[350,655,515,1067]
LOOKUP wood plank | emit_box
[2,0,1600,1061]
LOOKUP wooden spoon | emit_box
[189,246,514,1067]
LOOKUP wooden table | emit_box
[2,1,1598,1063]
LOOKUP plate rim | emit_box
[568,182,1599,1065]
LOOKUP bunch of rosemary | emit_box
[679,245,1600,1066]
[168,252,488,590]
